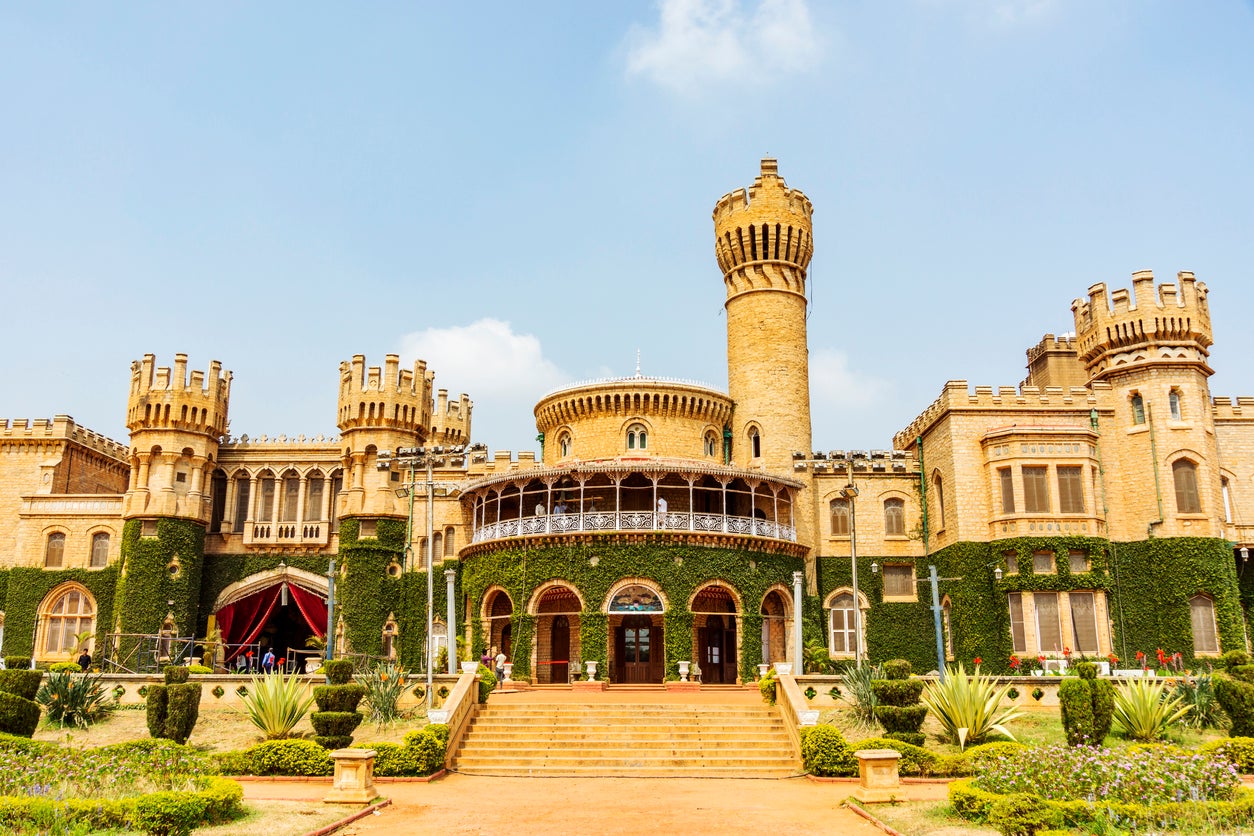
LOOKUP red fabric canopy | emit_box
[216,582,327,662]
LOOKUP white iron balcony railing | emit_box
[472,511,796,543]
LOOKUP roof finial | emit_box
[635,349,641,378]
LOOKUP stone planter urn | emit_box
[503,662,513,681]
[427,708,450,724]
[772,663,793,676]
[585,660,598,681]
[461,661,478,674]
[678,661,690,682]
[757,664,770,679]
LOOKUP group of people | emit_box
[482,647,508,685]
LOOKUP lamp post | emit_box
[378,444,482,709]
[839,481,862,665]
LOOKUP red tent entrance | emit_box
[216,582,327,666]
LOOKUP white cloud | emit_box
[809,347,891,411]
[396,319,568,453]
[625,0,821,95]
[920,0,1058,28]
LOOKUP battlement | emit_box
[1212,396,1254,422]
[465,448,540,477]
[0,415,129,461]
[1071,271,1213,381]
[126,354,231,438]
[713,158,814,282]
[429,388,473,447]
[1025,333,1077,365]
[337,354,432,435]
[893,380,1110,450]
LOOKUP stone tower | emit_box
[714,158,815,473]
[123,353,232,523]
[336,354,432,518]
[1072,270,1222,539]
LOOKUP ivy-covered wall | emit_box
[459,540,804,682]
[816,535,1240,675]
[114,518,205,659]
[1,566,118,658]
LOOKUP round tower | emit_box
[1072,270,1222,539]
[336,354,431,518]
[714,158,814,473]
[123,353,232,522]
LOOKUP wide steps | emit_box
[450,701,801,778]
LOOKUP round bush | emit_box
[0,670,45,701]
[324,660,355,685]
[0,691,41,737]
[988,792,1063,836]
[477,664,497,703]
[882,659,913,680]
[247,739,334,776]
[50,661,83,673]
[313,684,367,712]
[800,724,855,776]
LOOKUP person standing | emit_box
[494,647,507,686]
[77,649,92,672]
[261,647,276,674]
[656,495,668,528]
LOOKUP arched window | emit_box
[884,498,905,536]
[281,471,300,522]
[233,474,251,533]
[829,498,850,536]
[90,533,110,568]
[444,526,456,558]
[1173,459,1201,514]
[432,532,443,563]
[1223,478,1233,523]
[1131,394,1146,425]
[382,618,398,660]
[828,593,856,656]
[258,471,276,521]
[558,433,571,458]
[704,431,719,457]
[44,532,65,568]
[1189,594,1219,654]
[749,428,761,459]
[1169,389,1183,421]
[305,471,325,521]
[419,537,429,569]
[933,474,946,529]
[39,584,96,658]
[627,424,648,450]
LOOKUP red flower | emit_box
[973,656,982,666]
[1063,647,1072,657]
[1156,648,1167,666]
[1037,654,1047,665]
[246,651,253,657]
[1108,653,1119,665]
[1135,650,1145,660]
[1009,655,1020,669]
[278,658,286,665]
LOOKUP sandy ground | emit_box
[239,774,902,836]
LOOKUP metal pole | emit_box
[405,462,416,570]
[426,457,435,710]
[792,571,804,672]
[850,493,862,665]
[930,565,946,683]
[445,568,457,675]
[325,558,336,667]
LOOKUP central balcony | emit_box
[474,511,796,542]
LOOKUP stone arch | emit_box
[602,577,668,613]
[528,581,584,684]
[690,583,742,684]
[213,566,329,611]
[759,584,793,668]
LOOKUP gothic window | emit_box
[829,498,850,536]
[627,424,648,450]
[883,498,905,536]
[558,432,571,458]
[90,532,110,568]
[1057,466,1085,513]
[39,584,96,657]
[44,532,65,568]
[233,475,250,533]
[1023,466,1050,513]
[258,472,276,521]
[432,532,443,563]
[1131,394,1146,425]
[1190,594,1219,654]
[305,472,325,521]
[444,526,456,558]
[704,431,719,457]
[749,428,761,459]
[941,596,954,659]
[281,471,300,522]
[933,474,945,529]
[1170,389,1183,420]
[1173,459,1202,514]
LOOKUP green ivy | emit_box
[115,518,205,661]
[336,518,406,658]
[459,541,803,682]
[0,567,118,658]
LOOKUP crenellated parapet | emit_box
[1071,270,1213,383]
[336,354,431,437]
[126,353,231,439]
[713,157,813,298]
[1,416,128,462]
[429,388,473,447]
[893,380,1110,450]
[1212,396,1254,422]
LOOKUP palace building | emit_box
[1,159,1251,680]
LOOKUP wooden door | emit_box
[704,616,725,683]
[620,615,653,683]
[551,615,570,684]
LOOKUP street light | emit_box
[377,443,484,710]
[838,482,862,665]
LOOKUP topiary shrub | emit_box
[1214,673,1254,738]
[872,660,928,746]
[246,739,335,776]
[146,666,202,745]
[987,792,1063,836]
[1223,650,1252,671]
[477,664,497,703]
[401,724,449,775]
[187,665,213,675]
[49,661,83,673]
[799,724,856,776]
[759,668,778,706]
[1058,661,1114,746]
[0,666,43,737]
[311,661,365,749]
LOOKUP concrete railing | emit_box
[437,670,480,769]
[775,672,818,760]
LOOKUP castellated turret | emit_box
[1072,270,1213,384]
[714,158,814,475]
[124,353,232,521]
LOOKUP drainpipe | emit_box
[1146,403,1164,536]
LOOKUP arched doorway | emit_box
[213,568,327,673]
[608,583,665,684]
[484,589,513,663]
[534,585,581,684]
[693,586,739,684]
[761,589,789,667]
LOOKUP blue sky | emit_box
[3,2,1252,457]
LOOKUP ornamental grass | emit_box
[355,663,412,725]
[973,744,1238,805]
[1113,676,1193,741]
[240,672,314,739]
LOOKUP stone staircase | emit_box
[450,701,802,777]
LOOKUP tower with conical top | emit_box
[714,158,814,473]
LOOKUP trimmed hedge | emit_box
[0,670,43,701]
[0,692,41,738]
[1200,737,1254,773]
[799,725,856,776]
[146,666,202,745]
[1216,672,1254,738]
[1058,661,1114,746]
[216,723,450,777]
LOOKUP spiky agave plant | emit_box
[921,662,1024,750]
[35,670,116,729]
[1112,677,1193,741]
[241,672,315,739]
[840,662,881,727]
